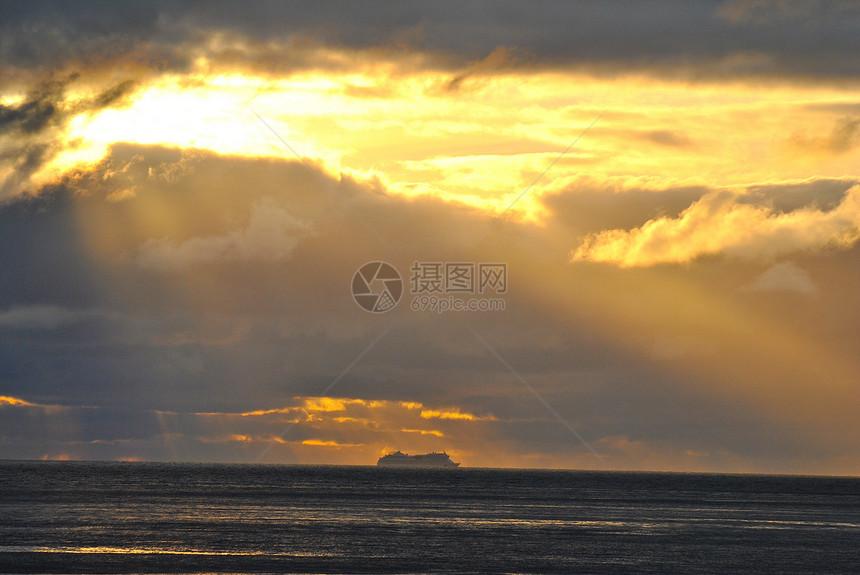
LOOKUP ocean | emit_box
[0,461,857,574]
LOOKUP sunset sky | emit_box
[1,1,859,474]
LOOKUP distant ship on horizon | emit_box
[377,451,460,468]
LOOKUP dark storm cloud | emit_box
[0,0,163,84]
[2,1,859,82]
[170,0,860,81]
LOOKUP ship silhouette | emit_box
[377,450,460,468]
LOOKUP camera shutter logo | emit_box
[352,262,403,313]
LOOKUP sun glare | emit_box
[34,64,860,226]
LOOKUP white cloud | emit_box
[137,198,309,271]
[740,261,817,296]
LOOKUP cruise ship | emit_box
[377,451,460,468]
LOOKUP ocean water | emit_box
[0,462,857,574]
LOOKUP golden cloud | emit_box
[302,397,361,412]
[240,407,301,417]
[182,396,495,462]
[0,395,36,407]
[401,429,445,437]
[0,395,69,414]
[199,433,289,444]
[572,186,860,267]
[301,439,364,448]
[420,408,496,421]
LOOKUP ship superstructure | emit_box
[377,451,460,467]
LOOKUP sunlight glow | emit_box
[31,63,857,224]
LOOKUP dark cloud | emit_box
[543,182,709,235]
[444,46,521,92]
[0,185,104,308]
[88,79,137,109]
[0,76,134,136]
[789,116,860,155]
[2,1,860,84]
[0,143,51,195]
[0,1,162,83]
[740,178,857,212]
[180,1,860,82]
[0,76,73,134]
[804,101,860,115]
[0,75,137,197]
[640,130,693,148]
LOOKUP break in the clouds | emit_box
[1,1,859,475]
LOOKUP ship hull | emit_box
[377,460,460,468]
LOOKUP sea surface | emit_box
[0,462,857,574]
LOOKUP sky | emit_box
[1,0,859,474]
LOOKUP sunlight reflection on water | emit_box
[0,462,857,574]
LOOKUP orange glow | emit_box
[147,396,500,465]
[420,408,494,421]
[240,407,299,417]
[0,395,35,407]
[34,62,856,228]
[302,397,352,412]
[301,439,363,448]
[401,429,445,437]
[41,453,72,461]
